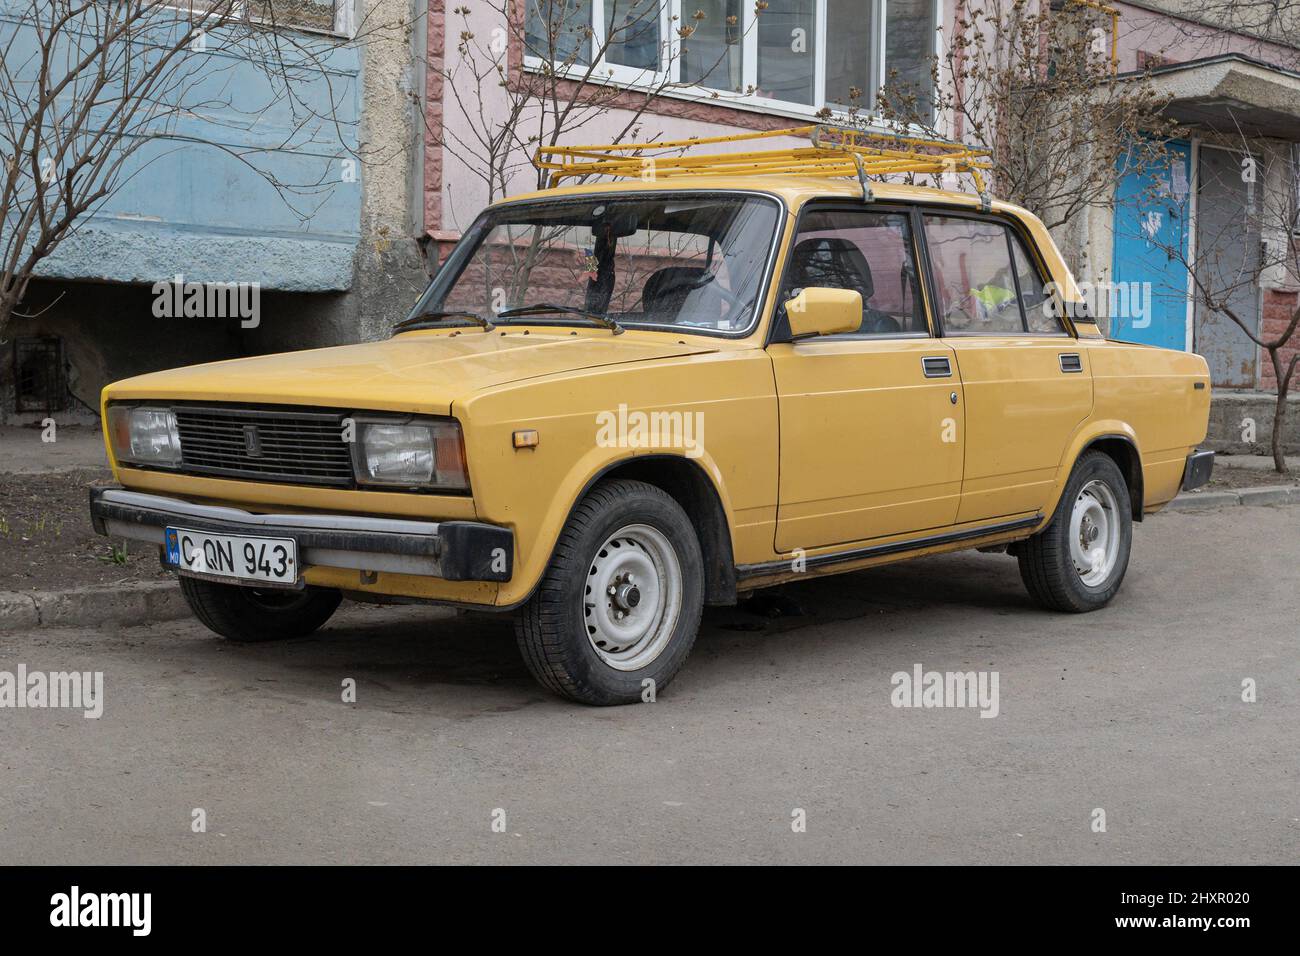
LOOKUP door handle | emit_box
[1059,353,1083,373]
[922,356,952,378]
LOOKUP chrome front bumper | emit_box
[89,487,513,582]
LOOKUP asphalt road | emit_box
[1,505,1296,865]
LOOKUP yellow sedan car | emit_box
[91,131,1214,704]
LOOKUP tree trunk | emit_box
[1269,348,1289,474]
[0,291,17,342]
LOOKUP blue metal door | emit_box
[1111,140,1192,349]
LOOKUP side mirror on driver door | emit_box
[784,287,862,339]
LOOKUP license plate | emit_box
[165,527,299,587]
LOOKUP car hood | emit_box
[103,329,718,416]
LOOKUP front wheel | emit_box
[179,576,342,642]
[515,479,704,705]
[1018,451,1133,613]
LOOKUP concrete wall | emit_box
[1206,390,1300,455]
[0,0,431,422]
[353,0,433,343]
[0,1,363,291]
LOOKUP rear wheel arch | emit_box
[1046,428,1144,525]
[1081,435,1144,522]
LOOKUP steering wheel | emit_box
[664,270,748,328]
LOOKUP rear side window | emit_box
[923,215,1063,335]
[779,208,927,336]
[1011,235,1060,332]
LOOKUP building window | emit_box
[882,0,935,121]
[680,0,744,91]
[171,0,352,37]
[253,0,346,34]
[12,336,67,415]
[525,0,594,66]
[1291,143,1300,236]
[522,0,937,124]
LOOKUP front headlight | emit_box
[106,405,181,468]
[352,419,468,490]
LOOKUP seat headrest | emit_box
[787,237,873,300]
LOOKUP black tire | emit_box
[1018,450,1133,613]
[179,576,342,642]
[515,478,705,705]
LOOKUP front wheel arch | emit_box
[551,454,738,607]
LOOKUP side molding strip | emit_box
[736,514,1043,581]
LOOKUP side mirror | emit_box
[784,287,862,339]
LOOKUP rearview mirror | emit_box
[784,287,862,339]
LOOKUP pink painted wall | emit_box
[1112,2,1299,73]
[419,0,1298,241]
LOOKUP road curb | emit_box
[0,580,187,631]
[1237,486,1299,506]
[1165,484,1299,511]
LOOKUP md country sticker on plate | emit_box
[165,527,299,586]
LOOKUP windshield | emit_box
[408,193,782,335]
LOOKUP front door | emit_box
[920,212,1093,524]
[769,205,965,553]
[1195,145,1261,388]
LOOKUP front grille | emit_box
[174,405,353,486]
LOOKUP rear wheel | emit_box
[1018,451,1133,613]
[179,576,342,642]
[515,479,704,705]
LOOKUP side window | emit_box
[923,216,1024,334]
[1012,234,1063,333]
[923,215,1066,335]
[780,209,927,336]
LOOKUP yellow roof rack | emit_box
[534,124,994,209]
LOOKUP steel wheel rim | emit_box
[1069,479,1120,587]
[583,523,682,671]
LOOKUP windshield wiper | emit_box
[495,302,623,335]
[393,309,495,333]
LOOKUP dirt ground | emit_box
[1204,465,1300,490]
[0,468,170,591]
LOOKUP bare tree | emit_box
[873,0,1175,234]
[0,0,385,339]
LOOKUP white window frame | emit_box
[521,0,939,129]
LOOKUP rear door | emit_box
[920,212,1093,524]
[768,204,965,553]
